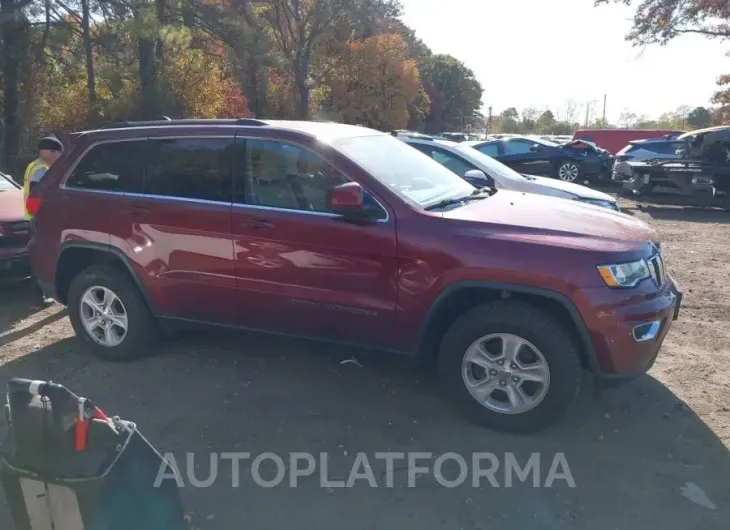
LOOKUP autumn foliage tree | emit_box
[326,33,428,129]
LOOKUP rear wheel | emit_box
[67,264,159,361]
[556,161,581,182]
[438,301,582,433]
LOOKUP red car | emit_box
[0,172,31,277]
[573,129,685,155]
[27,119,682,433]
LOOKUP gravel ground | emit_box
[0,197,729,530]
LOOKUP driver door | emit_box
[500,139,552,176]
[230,137,399,348]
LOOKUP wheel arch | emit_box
[55,242,157,314]
[414,281,599,373]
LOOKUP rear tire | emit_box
[438,301,582,434]
[67,264,159,361]
[555,160,581,182]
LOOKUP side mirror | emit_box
[327,182,365,214]
[463,169,490,187]
[529,144,540,152]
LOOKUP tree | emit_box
[421,54,483,132]
[594,0,730,45]
[618,109,638,128]
[686,106,712,129]
[326,33,427,130]
[520,107,539,131]
[497,107,520,133]
[536,110,556,133]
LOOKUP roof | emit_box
[81,119,384,143]
[677,125,730,140]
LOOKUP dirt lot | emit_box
[0,198,729,530]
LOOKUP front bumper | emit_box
[582,277,682,384]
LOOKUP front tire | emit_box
[438,301,582,434]
[67,264,159,361]
[555,160,581,182]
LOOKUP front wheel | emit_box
[555,161,581,182]
[438,301,582,433]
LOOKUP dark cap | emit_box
[38,136,64,152]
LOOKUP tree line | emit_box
[0,0,484,174]
[489,104,718,135]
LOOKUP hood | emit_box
[441,189,656,253]
[522,175,615,202]
[0,187,25,222]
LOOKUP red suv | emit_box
[27,119,682,433]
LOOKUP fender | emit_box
[56,241,159,315]
[415,280,599,373]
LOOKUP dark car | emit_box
[27,118,681,433]
[0,171,31,277]
[467,136,614,182]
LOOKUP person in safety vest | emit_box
[24,136,64,306]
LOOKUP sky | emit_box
[399,0,730,123]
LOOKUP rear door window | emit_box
[144,138,235,202]
[66,141,147,192]
[501,140,534,155]
[475,143,500,157]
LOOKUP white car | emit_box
[396,133,620,211]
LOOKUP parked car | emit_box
[396,133,619,210]
[28,119,681,433]
[573,129,684,155]
[437,132,470,142]
[619,126,730,206]
[466,136,614,183]
[613,137,683,181]
[0,171,31,278]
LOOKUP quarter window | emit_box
[66,141,146,192]
[144,138,234,202]
[242,140,348,213]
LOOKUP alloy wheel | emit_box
[461,333,550,415]
[558,163,579,182]
[79,285,129,347]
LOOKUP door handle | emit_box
[241,219,274,230]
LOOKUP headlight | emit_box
[576,197,620,211]
[597,259,651,288]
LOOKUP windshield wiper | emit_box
[426,188,495,211]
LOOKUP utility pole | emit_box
[602,95,607,127]
[584,102,591,128]
[487,106,493,133]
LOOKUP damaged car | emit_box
[617,126,730,207]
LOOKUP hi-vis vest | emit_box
[23,159,48,219]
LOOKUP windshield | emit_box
[0,174,18,191]
[334,135,475,208]
[454,145,528,181]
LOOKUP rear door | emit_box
[230,136,399,348]
[110,136,237,323]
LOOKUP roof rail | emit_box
[99,118,268,130]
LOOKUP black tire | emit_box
[554,160,582,182]
[67,264,159,361]
[438,301,582,434]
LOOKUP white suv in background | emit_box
[395,133,620,211]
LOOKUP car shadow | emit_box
[0,329,728,529]
[0,279,62,336]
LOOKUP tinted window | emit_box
[411,144,476,177]
[144,138,234,202]
[475,143,500,157]
[66,141,146,192]
[242,140,349,213]
[501,140,534,155]
[646,141,682,155]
